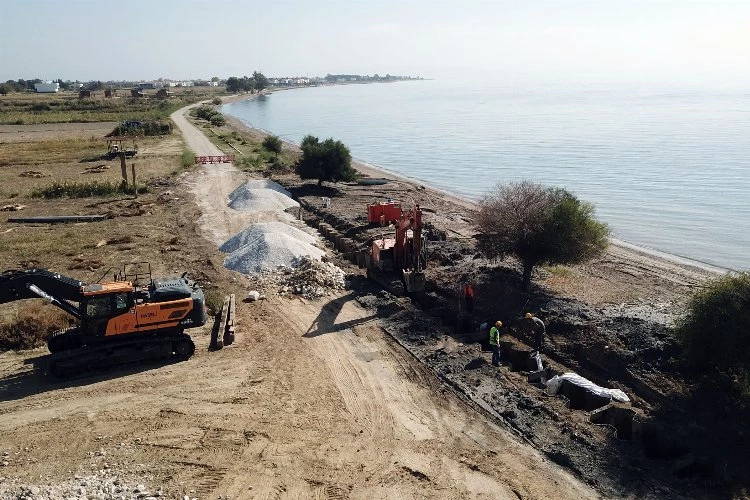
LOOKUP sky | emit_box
[1,0,749,86]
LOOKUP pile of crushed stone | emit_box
[220,222,317,253]
[223,232,325,274]
[228,180,299,212]
[278,255,347,299]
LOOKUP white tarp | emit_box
[546,372,630,403]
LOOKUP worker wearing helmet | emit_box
[523,312,546,354]
[489,320,502,367]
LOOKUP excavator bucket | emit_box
[402,270,426,294]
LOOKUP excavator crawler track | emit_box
[47,333,195,379]
[47,327,81,353]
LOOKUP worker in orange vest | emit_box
[463,283,475,314]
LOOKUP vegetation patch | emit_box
[109,120,171,137]
[0,303,74,351]
[676,272,750,401]
[31,180,148,199]
[180,149,196,168]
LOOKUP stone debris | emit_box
[0,470,164,500]
[220,222,317,253]
[228,180,298,212]
[0,204,26,212]
[279,256,347,299]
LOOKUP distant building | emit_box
[34,81,59,93]
[138,82,155,90]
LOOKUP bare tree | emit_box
[477,181,610,291]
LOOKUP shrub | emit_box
[675,273,750,386]
[209,114,226,127]
[212,97,222,105]
[0,303,75,351]
[180,149,196,168]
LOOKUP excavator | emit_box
[0,264,207,377]
[366,203,428,295]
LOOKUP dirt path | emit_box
[0,106,598,499]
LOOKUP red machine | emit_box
[367,201,402,226]
[367,204,427,294]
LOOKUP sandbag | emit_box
[546,372,630,403]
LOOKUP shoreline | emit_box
[221,94,726,281]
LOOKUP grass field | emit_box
[0,87,225,125]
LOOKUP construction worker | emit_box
[463,283,475,314]
[523,312,546,354]
[489,320,502,367]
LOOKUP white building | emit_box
[34,81,60,93]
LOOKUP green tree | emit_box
[211,76,220,82]
[675,273,750,393]
[476,181,609,291]
[0,84,11,95]
[296,135,357,186]
[262,135,283,158]
[226,77,241,92]
[253,71,268,92]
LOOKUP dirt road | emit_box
[0,106,598,499]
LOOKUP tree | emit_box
[296,135,357,186]
[226,77,241,93]
[252,71,268,92]
[0,84,10,95]
[211,76,220,82]
[262,135,282,158]
[476,181,609,291]
[675,273,750,385]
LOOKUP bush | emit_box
[675,273,750,385]
[0,303,75,351]
[209,114,226,127]
[212,97,223,105]
[31,180,148,198]
[180,149,196,168]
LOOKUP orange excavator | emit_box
[0,264,207,377]
[366,203,427,295]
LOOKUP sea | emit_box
[221,80,750,272]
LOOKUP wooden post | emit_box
[119,153,128,186]
[131,164,137,198]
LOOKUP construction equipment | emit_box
[0,264,207,377]
[366,203,427,295]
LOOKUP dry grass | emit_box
[0,302,75,350]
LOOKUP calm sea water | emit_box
[222,81,750,271]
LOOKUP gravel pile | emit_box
[279,256,347,299]
[228,180,298,212]
[220,222,317,253]
[223,232,325,274]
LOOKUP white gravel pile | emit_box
[220,222,317,253]
[223,232,325,274]
[228,180,298,212]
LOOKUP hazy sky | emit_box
[1,0,748,86]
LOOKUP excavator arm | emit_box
[0,269,84,319]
